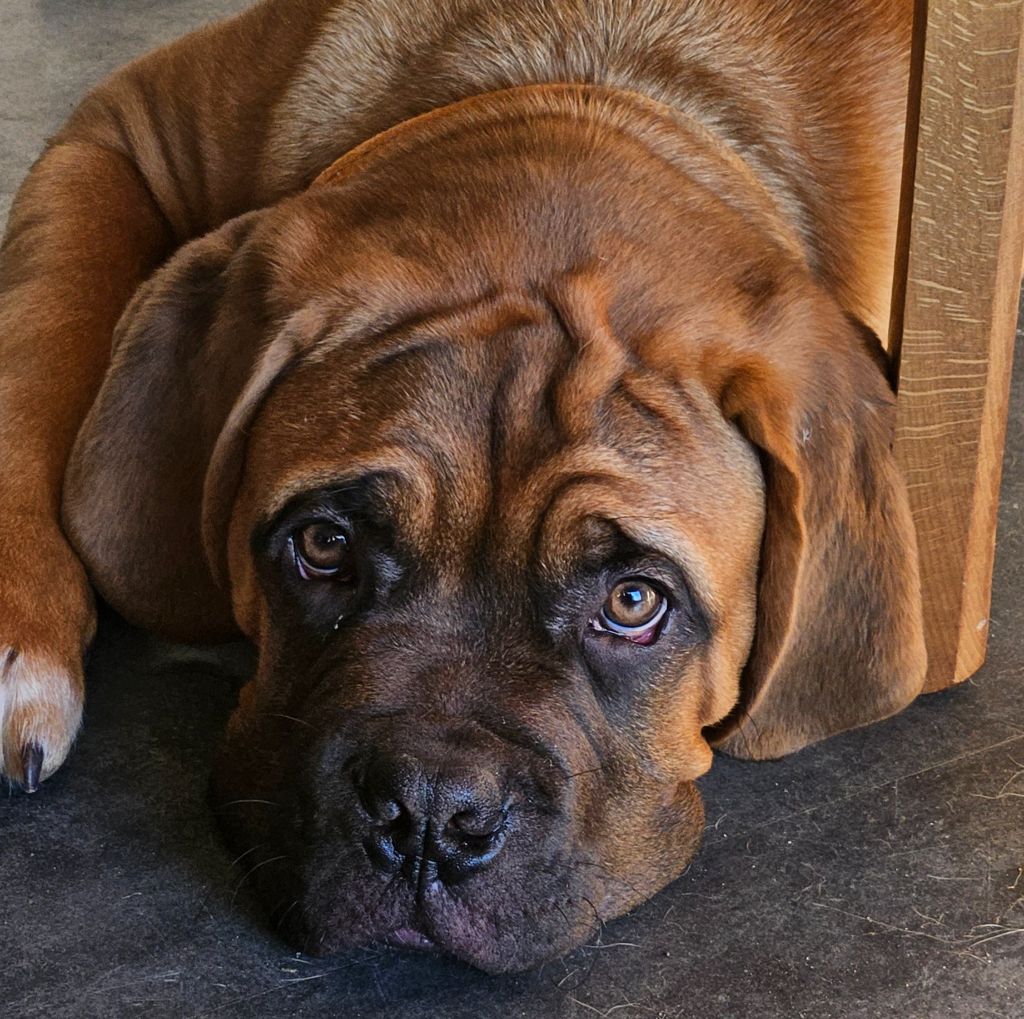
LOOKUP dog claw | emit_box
[21,743,44,793]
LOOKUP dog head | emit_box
[63,87,925,971]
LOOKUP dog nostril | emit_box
[434,808,509,885]
[446,807,506,841]
[352,756,416,826]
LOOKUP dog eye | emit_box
[292,522,351,580]
[593,579,668,645]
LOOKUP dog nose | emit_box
[353,751,510,885]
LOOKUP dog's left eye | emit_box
[292,521,351,580]
[591,579,668,645]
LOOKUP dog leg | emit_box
[0,143,173,787]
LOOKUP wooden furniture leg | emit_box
[891,0,1024,693]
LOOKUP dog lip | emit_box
[385,926,438,951]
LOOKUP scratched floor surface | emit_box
[1,3,1022,1018]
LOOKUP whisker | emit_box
[581,895,606,940]
[274,898,301,932]
[231,855,288,904]
[567,765,605,780]
[576,857,645,899]
[217,798,280,809]
[228,843,268,870]
[264,712,315,730]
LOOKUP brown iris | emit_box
[600,579,667,635]
[294,522,349,578]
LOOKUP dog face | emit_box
[211,268,765,968]
[62,88,926,971]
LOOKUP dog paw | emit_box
[0,647,84,791]
[0,521,94,791]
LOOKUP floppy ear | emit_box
[63,211,305,641]
[708,290,927,759]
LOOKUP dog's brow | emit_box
[255,465,429,541]
[338,291,546,376]
[359,337,454,376]
[520,459,720,615]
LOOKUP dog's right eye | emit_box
[291,522,351,580]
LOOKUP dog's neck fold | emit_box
[306,83,808,270]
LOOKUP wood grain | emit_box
[891,0,1024,692]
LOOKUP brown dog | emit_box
[0,0,929,970]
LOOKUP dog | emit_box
[0,0,930,971]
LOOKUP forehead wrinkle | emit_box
[612,370,706,446]
[493,444,639,577]
[545,271,632,443]
[502,442,654,543]
[483,322,569,482]
[347,298,560,566]
[342,289,549,374]
[532,475,631,577]
[485,322,725,534]
[392,313,575,575]
[497,365,716,551]
[286,277,549,395]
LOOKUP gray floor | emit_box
[1,3,1022,1018]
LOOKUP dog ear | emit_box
[708,290,927,759]
[63,211,312,641]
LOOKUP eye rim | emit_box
[291,520,352,581]
[591,577,670,644]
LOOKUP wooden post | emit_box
[891,0,1024,692]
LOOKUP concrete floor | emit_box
[1,3,1022,1018]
